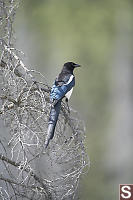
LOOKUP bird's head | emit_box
[63,62,80,72]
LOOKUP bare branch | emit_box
[0,0,89,199]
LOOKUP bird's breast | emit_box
[65,88,73,100]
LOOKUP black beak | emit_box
[74,64,81,68]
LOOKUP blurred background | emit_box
[14,0,133,199]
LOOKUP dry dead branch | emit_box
[0,1,89,199]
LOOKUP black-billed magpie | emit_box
[44,62,80,148]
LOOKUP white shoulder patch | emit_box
[64,75,74,85]
[65,88,73,100]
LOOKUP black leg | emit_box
[65,98,70,114]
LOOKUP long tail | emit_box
[44,99,62,148]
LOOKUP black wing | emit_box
[55,72,72,86]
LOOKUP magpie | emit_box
[44,62,80,148]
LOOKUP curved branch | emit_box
[0,154,52,200]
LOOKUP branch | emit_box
[0,154,52,199]
[0,0,89,199]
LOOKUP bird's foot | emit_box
[51,99,58,108]
[65,98,70,114]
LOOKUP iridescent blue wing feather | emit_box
[50,74,75,103]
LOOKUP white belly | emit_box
[65,88,73,100]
